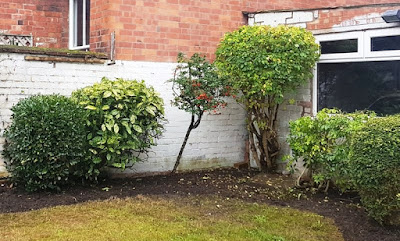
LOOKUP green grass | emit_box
[0,196,344,241]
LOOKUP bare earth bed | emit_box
[0,168,399,241]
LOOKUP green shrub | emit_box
[72,77,165,178]
[350,115,400,225]
[287,109,372,190]
[215,25,320,171]
[3,95,89,192]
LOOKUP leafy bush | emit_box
[215,25,320,171]
[288,109,400,225]
[72,77,165,178]
[3,95,89,192]
[170,53,228,172]
[287,109,373,190]
[350,115,400,225]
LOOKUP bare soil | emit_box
[0,168,398,241]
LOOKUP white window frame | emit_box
[364,28,400,58]
[69,0,90,50]
[313,28,400,114]
[316,32,364,60]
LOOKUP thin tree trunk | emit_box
[249,131,262,171]
[262,130,273,172]
[172,112,203,173]
[246,102,281,172]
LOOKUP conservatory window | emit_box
[314,28,400,115]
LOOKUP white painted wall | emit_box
[0,53,248,176]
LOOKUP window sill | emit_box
[0,45,108,64]
[69,45,90,51]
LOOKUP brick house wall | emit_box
[0,0,69,48]
[1,1,397,60]
[92,0,399,61]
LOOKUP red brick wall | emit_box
[0,0,68,48]
[0,0,398,60]
[90,0,112,54]
[244,0,395,12]
[307,5,396,30]
[106,0,398,61]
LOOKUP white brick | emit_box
[313,11,319,19]
[254,12,292,27]
[286,11,314,24]
[291,23,307,28]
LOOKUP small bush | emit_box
[350,115,400,225]
[3,95,89,192]
[72,77,165,178]
[287,109,373,190]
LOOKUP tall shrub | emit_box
[170,53,228,173]
[3,95,89,191]
[350,115,400,225]
[72,78,165,179]
[216,25,320,171]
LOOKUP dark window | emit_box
[318,61,400,115]
[76,0,83,47]
[85,0,90,44]
[320,39,358,54]
[371,35,400,51]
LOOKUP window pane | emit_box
[320,39,358,54]
[77,0,83,46]
[85,0,90,45]
[318,61,400,115]
[371,35,400,51]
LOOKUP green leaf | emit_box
[114,124,119,133]
[111,109,119,116]
[103,91,112,98]
[112,163,122,168]
[85,105,97,110]
[93,157,102,164]
[132,125,143,133]
[130,115,137,124]
[122,121,132,134]
[126,91,135,96]
[146,106,156,116]
[102,105,110,110]
[106,123,113,131]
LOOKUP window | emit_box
[320,39,358,54]
[314,28,400,115]
[316,32,363,60]
[69,0,90,50]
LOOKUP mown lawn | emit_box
[1,195,344,241]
